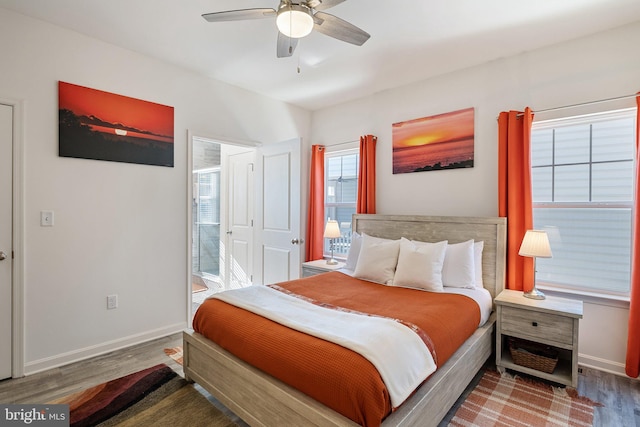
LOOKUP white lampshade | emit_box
[519,230,552,258]
[323,220,341,239]
[276,4,314,38]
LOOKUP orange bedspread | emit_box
[192,272,480,427]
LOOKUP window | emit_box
[530,109,636,296]
[196,168,221,225]
[324,149,359,258]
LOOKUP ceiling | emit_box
[2,0,640,111]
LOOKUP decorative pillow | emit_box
[393,238,448,291]
[474,241,484,289]
[442,239,476,288]
[353,234,401,284]
[345,232,362,271]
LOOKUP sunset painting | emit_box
[58,81,174,167]
[392,108,474,174]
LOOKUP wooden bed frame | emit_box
[184,214,506,427]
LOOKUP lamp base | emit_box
[326,258,338,265]
[523,287,546,300]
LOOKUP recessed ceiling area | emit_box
[1,0,639,111]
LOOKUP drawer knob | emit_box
[532,321,538,327]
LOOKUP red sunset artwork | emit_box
[58,81,174,167]
[392,108,474,174]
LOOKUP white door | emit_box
[0,103,13,379]
[254,139,302,285]
[226,150,255,289]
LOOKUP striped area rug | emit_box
[449,370,599,427]
[163,346,183,365]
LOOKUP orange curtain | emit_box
[357,135,377,214]
[305,145,325,261]
[625,94,640,378]
[498,108,534,291]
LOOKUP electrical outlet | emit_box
[40,211,54,226]
[107,294,118,310]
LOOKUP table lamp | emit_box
[323,219,341,265]
[518,230,552,300]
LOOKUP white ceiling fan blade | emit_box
[202,8,276,22]
[313,11,370,46]
[277,31,298,58]
[307,0,347,11]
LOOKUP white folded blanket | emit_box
[211,285,436,407]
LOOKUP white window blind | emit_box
[531,109,636,295]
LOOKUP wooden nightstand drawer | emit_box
[500,305,574,346]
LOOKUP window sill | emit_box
[537,284,630,309]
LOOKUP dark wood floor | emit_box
[1,332,638,426]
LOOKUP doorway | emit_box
[190,136,255,315]
[188,135,303,320]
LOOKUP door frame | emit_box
[186,130,259,321]
[2,96,25,378]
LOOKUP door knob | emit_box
[291,238,304,245]
[0,252,6,261]
[226,231,233,235]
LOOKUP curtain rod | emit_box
[514,93,637,117]
[323,140,358,149]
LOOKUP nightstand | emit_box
[302,259,346,277]
[495,289,583,387]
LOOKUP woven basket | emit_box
[508,337,558,374]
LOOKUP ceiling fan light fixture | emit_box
[276,4,314,38]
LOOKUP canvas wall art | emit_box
[392,107,474,174]
[58,81,174,167]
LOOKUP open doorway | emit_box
[191,139,222,312]
[190,136,256,315]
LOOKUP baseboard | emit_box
[23,322,187,375]
[579,353,627,377]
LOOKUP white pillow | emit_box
[442,240,476,288]
[353,234,401,284]
[393,238,448,291]
[346,232,394,271]
[474,241,484,289]
[345,232,362,271]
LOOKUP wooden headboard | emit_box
[352,214,507,300]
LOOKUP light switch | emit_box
[41,211,54,226]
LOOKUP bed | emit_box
[183,214,506,427]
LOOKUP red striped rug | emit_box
[449,370,600,427]
[50,363,237,427]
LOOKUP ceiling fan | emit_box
[202,0,370,58]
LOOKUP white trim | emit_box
[23,322,187,375]
[190,131,261,148]
[538,285,630,309]
[1,96,25,378]
[579,353,628,378]
[187,130,195,324]
[533,106,636,129]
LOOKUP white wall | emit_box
[310,22,640,376]
[0,8,310,374]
